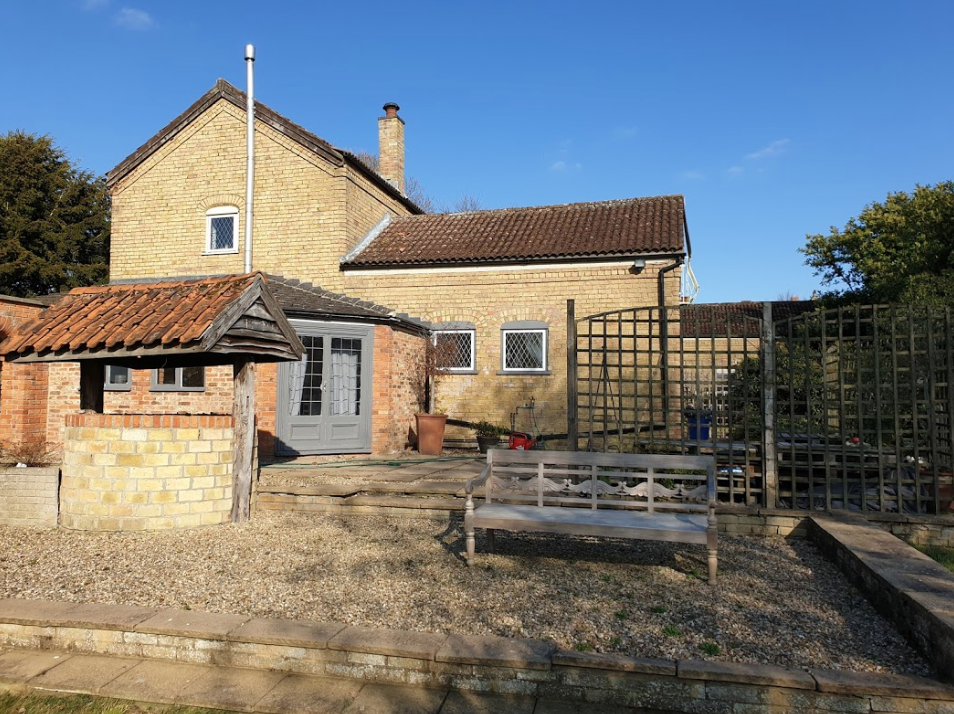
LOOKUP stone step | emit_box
[255,488,468,515]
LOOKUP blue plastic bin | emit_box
[686,415,711,440]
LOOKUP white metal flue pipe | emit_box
[244,44,255,273]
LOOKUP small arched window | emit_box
[433,321,476,372]
[501,320,548,373]
[205,206,239,254]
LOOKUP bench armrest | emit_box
[465,463,492,496]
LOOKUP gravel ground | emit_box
[0,511,932,677]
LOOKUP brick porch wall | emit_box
[371,326,427,453]
[0,298,50,453]
[60,413,233,531]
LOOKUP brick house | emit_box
[2,79,690,456]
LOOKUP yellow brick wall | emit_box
[345,262,680,444]
[109,99,412,292]
[60,414,233,531]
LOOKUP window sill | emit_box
[202,249,239,256]
[496,370,551,376]
[445,370,478,375]
[149,388,206,393]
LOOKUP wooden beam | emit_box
[231,359,256,523]
[79,362,104,412]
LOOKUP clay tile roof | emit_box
[679,301,819,338]
[342,195,687,268]
[0,273,298,363]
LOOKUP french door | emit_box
[276,321,373,454]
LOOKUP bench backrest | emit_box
[484,449,715,513]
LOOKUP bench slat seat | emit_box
[470,503,710,543]
[464,449,718,584]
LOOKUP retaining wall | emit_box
[808,515,954,683]
[0,598,950,713]
[60,413,233,531]
[0,467,59,527]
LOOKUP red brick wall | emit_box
[103,366,233,414]
[371,326,427,453]
[255,362,277,457]
[46,363,78,448]
[42,363,234,450]
[0,298,50,452]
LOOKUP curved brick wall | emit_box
[61,414,234,531]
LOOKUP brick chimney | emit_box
[378,102,405,194]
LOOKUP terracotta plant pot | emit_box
[415,413,448,455]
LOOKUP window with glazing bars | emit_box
[330,337,361,415]
[434,330,475,371]
[296,335,324,416]
[151,366,205,391]
[206,206,238,253]
[502,329,547,371]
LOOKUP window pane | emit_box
[210,216,235,250]
[182,366,204,388]
[505,331,544,370]
[435,332,473,370]
[157,367,177,385]
[297,335,323,416]
[330,337,362,416]
[107,366,130,385]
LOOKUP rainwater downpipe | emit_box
[657,257,683,420]
[244,44,255,273]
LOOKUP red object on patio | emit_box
[508,432,538,450]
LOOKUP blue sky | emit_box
[2,0,952,303]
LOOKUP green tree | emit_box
[801,181,954,305]
[0,131,110,297]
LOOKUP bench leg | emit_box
[487,529,495,553]
[465,524,475,566]
[708,548,717,585]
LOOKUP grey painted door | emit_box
[276,321,373,455]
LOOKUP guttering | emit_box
[341,253,681,276]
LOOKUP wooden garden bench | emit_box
[464,449,718,584]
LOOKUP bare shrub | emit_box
[0,438,62,467]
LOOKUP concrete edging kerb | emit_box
[0,597,951,713]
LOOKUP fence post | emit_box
[762,302,778,507]
[567,299,578,451]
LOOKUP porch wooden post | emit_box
[79,362,104,413]
[762,302,778,508]
[231,359,256,523]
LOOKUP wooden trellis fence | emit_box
[568,300,954,514]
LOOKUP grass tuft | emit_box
[0,692,239,713]
[917,544,954,573]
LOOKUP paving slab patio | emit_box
[0,651,69,683]
[28,654,139,694]
[177,666,287,711]
[253,672,365,713]
[0,648,552,714]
